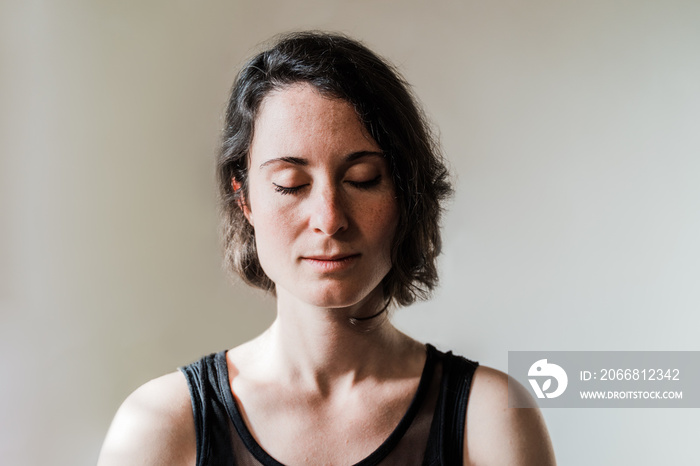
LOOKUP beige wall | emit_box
[2,1,699,464]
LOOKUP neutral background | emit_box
[2,1,699,465]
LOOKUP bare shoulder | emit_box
[97,371,196,466]
[464,365,556,466]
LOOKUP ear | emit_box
[232,178,254,226]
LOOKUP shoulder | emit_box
[464,365,556,466]
[97,371,196,466]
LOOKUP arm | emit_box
[97,371,196,466]
[464,366,556,466]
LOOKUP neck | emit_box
[259,287,411,392]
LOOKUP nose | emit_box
[309,185,348,236]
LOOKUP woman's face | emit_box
[243,83,398,310]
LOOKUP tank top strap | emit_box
[180,351,235,466]
[424,347,479,465]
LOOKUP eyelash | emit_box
[273,175,382,195]
[273,184,305,195]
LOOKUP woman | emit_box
[98,32,555,465]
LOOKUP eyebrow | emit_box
[259,150,384,169]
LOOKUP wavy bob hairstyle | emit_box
[218,31,452,306]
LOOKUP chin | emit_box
[294,281,384,310]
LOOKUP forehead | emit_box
[249,83,379,164]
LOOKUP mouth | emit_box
[301,254,360,272]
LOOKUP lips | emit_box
[301,253,360,272]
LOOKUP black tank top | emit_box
[180,344,478,465]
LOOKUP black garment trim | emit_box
[430,351,478,465]
[180,354,236,466]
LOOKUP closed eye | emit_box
[273,175,381,195]
[273,183,308,195]
[346,175,382,189]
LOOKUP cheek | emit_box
[247,178,289,230]
[250,215,291,284]
[251,199,298,249]
[247,192,307,276]
[362,198,399,254]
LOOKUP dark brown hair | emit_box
[218,31,452,306]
